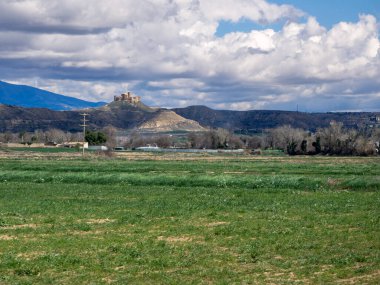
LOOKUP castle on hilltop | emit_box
[114,92,141,104]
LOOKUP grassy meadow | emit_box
[0,153,379,284]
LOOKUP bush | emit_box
[85,130,107,145]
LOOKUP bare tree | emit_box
[228,135,244,149]
[188,131,212,149]
[155,135,173,148]
[124,131,145,149]
[243,135,265,149]
[214,128,230,148]
[354,136,376,156]
[188,128,244,149]
[317,121,347,154]
[32,130,46,143]
[101,126,118,148]
[370,128,380,154]
[44,129,67,143]
[0,132,13,143]
[268,125,306,155]
[70,132,83,142]
[317,121,377,156]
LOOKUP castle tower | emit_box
[114,92,141,104]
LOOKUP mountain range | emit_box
[173,106,380,133]
[0,81,379,133]
[0,101,205,133]
[0,81,106,110]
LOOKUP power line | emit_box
[80,113,89,155]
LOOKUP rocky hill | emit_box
[138,110,205,132]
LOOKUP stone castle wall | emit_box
[114,92,141,104]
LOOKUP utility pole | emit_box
[80,113,89,155]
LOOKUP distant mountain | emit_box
[0,81,106,110]
[0,98,379,134]
[0,101,206,133]
[172,105,380,132]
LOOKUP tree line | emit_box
[123,122,379,156]
[1,122,379,155]
[264,122,379,156]
[0,129,83,145]
[0,127,116,147]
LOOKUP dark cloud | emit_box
[0,24,111,35]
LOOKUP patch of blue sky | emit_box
[272,0,379,27]
[216,0,379,37]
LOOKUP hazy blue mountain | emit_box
[0,81,106,110]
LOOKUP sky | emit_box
[0,0,379,112]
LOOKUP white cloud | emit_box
[199,0,304,23]
[0,1,379,111]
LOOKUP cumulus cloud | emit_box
[199,0,304,23]
[0,0,379,111]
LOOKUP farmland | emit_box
[0,152,379,284]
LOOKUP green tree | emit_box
[312,137,321,154]
[286,141,298,155]
[301,140,307,153]
[85,130,107,145]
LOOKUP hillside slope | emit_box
[0,81,106,110]
[0,102,157,132]
[0,102,204,133]
[138,110,206,132]
[1,102,379,133]
[172,106,380,132]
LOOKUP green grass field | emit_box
[0,154,379,284]
[2,147,80,153]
